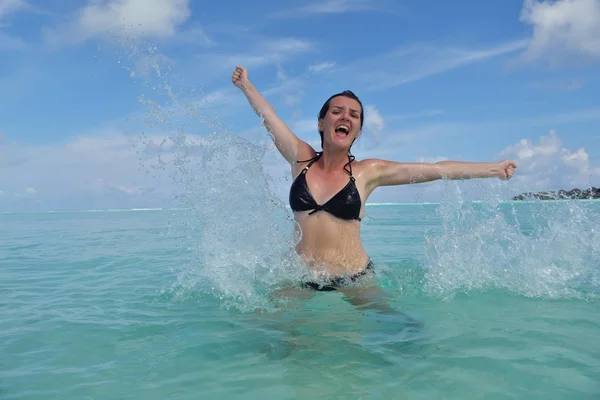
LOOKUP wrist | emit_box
[489,162,502,178]
[240,80,256,94]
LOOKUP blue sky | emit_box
[1,0,599,211]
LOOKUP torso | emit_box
[288,151,374,276]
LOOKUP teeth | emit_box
[336,125,349,134]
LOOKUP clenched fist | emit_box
[232,65,249,88]
[497,160,517,180]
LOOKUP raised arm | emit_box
[367,159,517,188]
[232,66,313,165]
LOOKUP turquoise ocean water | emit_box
[2,200,599,399]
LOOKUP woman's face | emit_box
[319,96,362,150]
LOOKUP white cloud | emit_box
[10,186,37,199]
[364,104,384,135]
[44,0,191,46]
[275,64,286,81]
[170,24,214,47]
[185,36,314,90]
[308,62,335,73]
[262,75,307,110]
[346,39,528,91]
[0,130,172,210]
[269,0,377,18]
[272,64,304,107]
[498,129,600,190]
[289,119,317,136]
[196,37,314,72]
[0,0,28,50]
[519,0,600,65]
[0,0,25,20]
[301,0,373,13]
[91,178,145,196]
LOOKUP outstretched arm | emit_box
[232,66,313,165]
[368,159,517,188]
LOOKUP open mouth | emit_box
[335,125,350,135]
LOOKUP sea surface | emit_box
[2,201,600,399]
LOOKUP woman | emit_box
[232,65,517,292]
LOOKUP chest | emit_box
[304,168,358,205]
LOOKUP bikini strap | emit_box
[344,153,356,181]
[296,152,322,172]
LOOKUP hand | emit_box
[497,159,517,180]
[232,65,249,89]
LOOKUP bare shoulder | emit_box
[353,158,388,176]
[296,142,318,162]
[355,158,387,168]
[352,158,387,186]
[291,143,319,177]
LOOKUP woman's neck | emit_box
[320,146,350,173]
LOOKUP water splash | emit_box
[166,133,304,312]
[112,39,302,312]
[423,181,600,300]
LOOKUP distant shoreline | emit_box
[512,187,600,201]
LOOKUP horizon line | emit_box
[2,199,600,214]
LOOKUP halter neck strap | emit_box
[296,151,355,178]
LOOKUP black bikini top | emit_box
[289,152,362,221]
